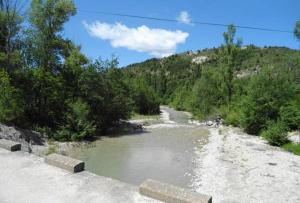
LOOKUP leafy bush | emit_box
[261,121,289,146]
[280,100,300,130]
[220,104,242,126]
[128,78,160,115]
[241,65,297,134]
[0,70,23,123]
[55,100,96,141]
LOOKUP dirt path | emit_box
[192,127,300,203]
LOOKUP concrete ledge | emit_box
[0,139,21,151]
[139,179,212,203]
[45,153,85,173]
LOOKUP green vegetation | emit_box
[0,0,159,141]
[0,70,23,122]
[283,143,300,155]
[124,24,300,149]
[0,0,299,150]
[261,121,288,147]
[131,113,160,121]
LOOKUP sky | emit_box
[63,0,300,66]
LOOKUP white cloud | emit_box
[176,11,192,25]
[83,21,189,58]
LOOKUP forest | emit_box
[125,24,300,153]
[0,0,160,141]
[1,0,300,155]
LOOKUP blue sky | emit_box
[63,0,300,66]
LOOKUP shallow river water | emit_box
[69,106,208,188]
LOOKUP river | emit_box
[68,106,300,202]
[69,106,209,189]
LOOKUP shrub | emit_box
[220,104,243,127]
[261,121,289,146]
[280,101,300,130]
[55,100,96,141]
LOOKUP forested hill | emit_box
[124,45,299,107]
[123,45,300,148]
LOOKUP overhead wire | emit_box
[78,10,293,34]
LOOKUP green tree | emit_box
[27,0,76,71]
[79,58,133,133]
[61,45,88,100]
[18,68,65,128]
[0,70,23,123]
[55,100,96,141]
[241,65,297,134]
[221,24,242,103]
[0,0,23,72]
[129,77,160,114]
[191,67,226,118]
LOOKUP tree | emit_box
[221,24,242,102]
[191,67,226,118]
[241,65,297,134]
[0,0,24,72]
[61,45,88,100]
[0,70,23,123]
[16,68,65,128]
[79,58,133,133]
[55,100,96,141]
[128,77,160,114]
[27,0,76,71]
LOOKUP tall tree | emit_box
[27,0,76,72]
[221,24,242,102]
[0,0,23,72]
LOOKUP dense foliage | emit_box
[0,0,159,141]
[0,0,299,148]
[125,24,300,148]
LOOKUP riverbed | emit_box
[69,106,209,188]
[68,106,300,203]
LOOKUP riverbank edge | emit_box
[1,106,299,157]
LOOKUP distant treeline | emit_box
[0,0,159,141]
[125,24,300,149]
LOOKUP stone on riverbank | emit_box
[0,139,21,151]
[45,153,84,173]
[139,179,212,203]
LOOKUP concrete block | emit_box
[139,179,212,203]
[45,153,84,173]
[0,139,21,151]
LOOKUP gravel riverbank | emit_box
[192,127,300,203]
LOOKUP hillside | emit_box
[124,46,300,104]
[123,45,300,153]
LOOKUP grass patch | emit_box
[46,141,58,155]
[131,113,160,120]
[282,143,300,155]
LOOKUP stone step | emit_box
[139,179,212,203]
[45,153,85,173]
[0,139,21,151]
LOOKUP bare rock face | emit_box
[0,123,46,152]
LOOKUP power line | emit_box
[78,10,293,34]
